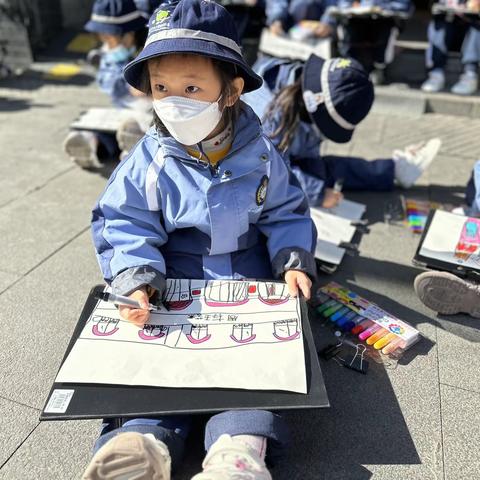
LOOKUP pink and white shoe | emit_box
[191,434,272,480]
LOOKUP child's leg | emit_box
[337,18,374,72]
[321,155,396,191]
[192,410,289,479]
[83,416,191,479]
[460,25,480,72]
[371,19,398,70]
[465,160,480,216]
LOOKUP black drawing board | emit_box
[40,285,329,421]
[413,209,480,279]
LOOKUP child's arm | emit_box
[91,144,168,302]
[256,144,317,296]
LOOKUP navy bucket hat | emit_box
[124,0,263,93]
[302,55,374,143]
[85,0,147,36]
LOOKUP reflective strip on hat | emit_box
[320,59,355,131]
[90,11,143,24]
[145,28,242,56]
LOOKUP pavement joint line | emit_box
[0,394,40,413]
[0,165,76,210]
[439,382,480,396]
[0,225,91,297]
[0,422,40,471]
[435,325,447,480]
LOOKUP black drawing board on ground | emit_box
[40,285,329,421]
[413,209,480,279]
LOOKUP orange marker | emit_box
[382,338,404,355]
[366,328,389,345]
[373,332,397,350]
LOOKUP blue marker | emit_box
[330,307,351,323]
[336,310,357,327]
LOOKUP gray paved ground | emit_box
[1,40,480,480]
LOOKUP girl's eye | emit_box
[155,84,167,92]
[186,86,199,94]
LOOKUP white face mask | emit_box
[152,95,223,146]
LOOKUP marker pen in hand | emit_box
[333,179,344,193]
[94,291,165,311]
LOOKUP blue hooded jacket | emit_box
[91,103,317,296]
[243,56,328,205]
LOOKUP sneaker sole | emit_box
[64,133,101,169]
[414,271,480,318]
[82,432,171,480]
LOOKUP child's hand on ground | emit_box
[118,288,151,326]
[270,20,284,36]
[322,188,344,208]
[285,270,312,300]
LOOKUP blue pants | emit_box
[93,410,289,472]
[426,16,480,71]
[292,155,395,205]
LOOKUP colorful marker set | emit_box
[315,282,420,355]
[403,198,441,234]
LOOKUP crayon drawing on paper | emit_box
[55,280,307,393]
[420,210,480,269]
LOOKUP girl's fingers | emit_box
[298,276,312,300]
[286,276,299,297]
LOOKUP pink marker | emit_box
[358,324,381,341]
[382,338,405,355]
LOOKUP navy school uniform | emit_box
[465,160,480,216]
[336,0,412,72]
[243,56,394,205]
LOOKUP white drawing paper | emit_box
[321,199,366,221]
[71,107,152,133]
[419,210,480,270]
[310,208,357,265]
[55,280,307,393]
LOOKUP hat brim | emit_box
[302,53,353,144]
[85,17,146,36]
[123,38,263,93]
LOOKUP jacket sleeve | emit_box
[96,55,131,107]
[265,0,290,26]
[91,143,168,296]
[256,143,317,280]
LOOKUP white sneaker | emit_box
[451,71,478,96]
[393,138,442,188]
[191,434,272,480]
[421,70,445,93]
[116,118,144,153]
[82,432,171,480]
[63,130,102,169]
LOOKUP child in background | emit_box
[421,1,480,95]
[415,160,480,318]
[335,0,412,84]
[84,1,316,479]
[64,0,149,169]
[243,55,441,208]
[266,0,337,38]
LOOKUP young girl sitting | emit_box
[64,0,149,169]
[244,55,441,209]
[84,1,316,479]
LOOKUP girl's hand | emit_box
[285,270,312,300]
[118,288,151,326]
[322,188,344,209]
[270,20,284,36]
[313,22,333,38]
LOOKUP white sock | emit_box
[233,435,267,460]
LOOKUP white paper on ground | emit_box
[320,199,366,221]
[310,208,357,265]
[55,280,307,393]
[70,107,152,133]
[419,210,480,270]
